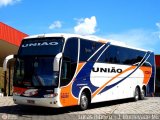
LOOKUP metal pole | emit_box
[4,71,7,96]
[8,64,11,96]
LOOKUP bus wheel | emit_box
[134,87,140,101]
[80,92,89,110]
[140,88,145,100]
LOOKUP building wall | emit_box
[155,55,160,67]
[155,55,160,95]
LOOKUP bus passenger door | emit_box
[60,59,71,86]
[59,38,79,107]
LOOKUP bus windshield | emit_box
[13,37,64,88]
[14,56,59,88]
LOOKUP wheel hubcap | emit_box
[81,95,88,108]
[135,89,139,100]
[141,90,145,98]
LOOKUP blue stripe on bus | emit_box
[72,42,110,98]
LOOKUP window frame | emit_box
[60,37,79,86]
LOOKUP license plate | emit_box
[27,100,35,104]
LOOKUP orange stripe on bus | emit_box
[75,62,86,75]
[140,66,152,85]
[60,62,86,107]
[60,81,78,107]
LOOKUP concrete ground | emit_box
[0,97,160,120]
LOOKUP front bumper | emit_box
[13,95,61,108]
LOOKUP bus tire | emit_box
[134,87,140,101]
[140,88,145,100]
[80,92,89,110]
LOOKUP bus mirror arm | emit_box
[3,54,17,71]
[53,53,62,71]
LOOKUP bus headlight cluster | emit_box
[43,93,58,98]
[13,92,21,96]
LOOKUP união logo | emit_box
[22,42,58,47]
[92,67,122,73]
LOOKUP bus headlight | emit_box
[43,93,58,98]
[13,92,21,96]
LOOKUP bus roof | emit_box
[24,33,107,42]
[24,33,152,52]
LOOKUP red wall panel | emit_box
[0,22,28,46]
[155,55,160,67]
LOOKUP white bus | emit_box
[9,33,155,110]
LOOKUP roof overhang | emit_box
[0,22,28,66]
[0,40,19,66]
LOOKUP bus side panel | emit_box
[146,52,155,96]
[90,63,145,103]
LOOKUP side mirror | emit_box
[3,54,16,71]
[53,53,62,71]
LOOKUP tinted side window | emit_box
[118,47,131,65]
[135,51,145,64]
[79,39,102,62]
[106,45,119,64]
[97,44,108,62]
[60,38,78,86]
[117,47,145,65]
[98,45,146,65]
[143,52,154,67]
[98,45,118,63]
[62,38,78,63]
